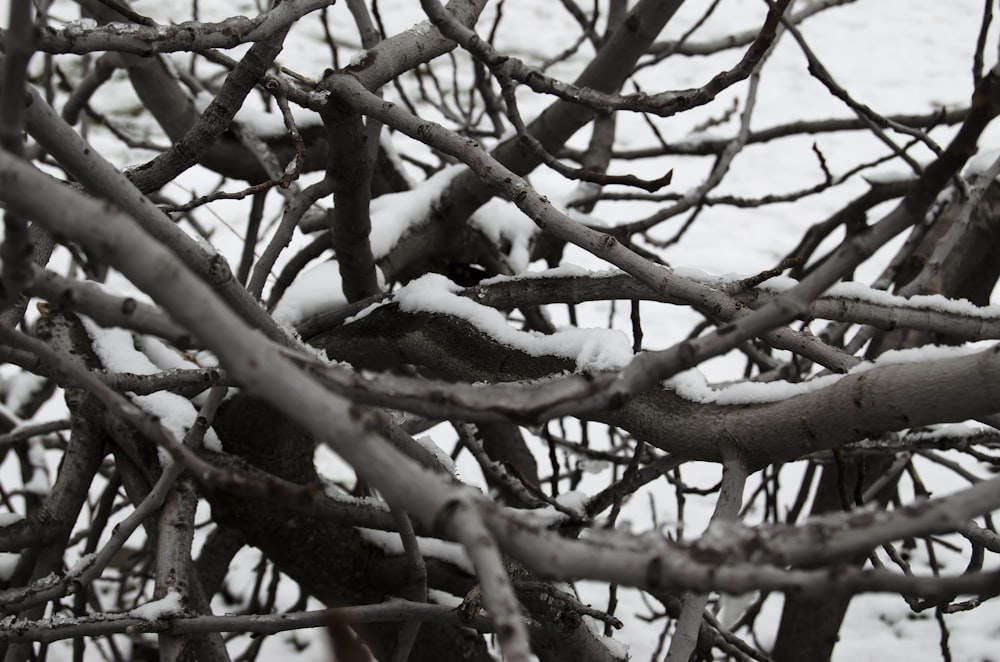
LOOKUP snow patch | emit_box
[414,436,457,476]
[81,318,221,451]
[965,147,1000,178]
[481,263,592,285]
[0,513,23,526]
[369,165,464,258]
[343,300,388,325]
[68,552,96,577]
[669,344,986,405]
[394,273,633,372]
[272,261,347,325]
[137,336,196,372]
[469,198,538,273]
[426,588,463,607]
[22,439,50,496]
[1,372,47,416]
[555,490,589,517]
[63,17,97,35]
[863,167,915,184]
[406,20,434,37]
[238,99,322,138]
[0,554,19,582]
[348,49,369,67]
[130,591,185,620]
[358,527,474,574]
[762,276,1000,319]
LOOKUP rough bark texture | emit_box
[772,181,1000,661]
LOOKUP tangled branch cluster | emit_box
[0,1,999,661]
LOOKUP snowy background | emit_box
[2,0,1000,660]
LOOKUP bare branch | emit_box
[23,0,336,55]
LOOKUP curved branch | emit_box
[27,0,335,55]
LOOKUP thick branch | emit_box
[26,0,334,55]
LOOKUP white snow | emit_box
[515,489,593,526]
[405,21,434,38]
[130,590,185,620]
[581,612,630,660]
[6,1,996,660]
[67,552,95,577]
[671,266,718,284]
[342,300,388,324]
[468,198,539,273]
[907,422,983,440]
[668,343,987,406]
[62,17,97,35]
[272,260,347,325]
[192,91,322,138]
[380,132,417,189]
[104,21,148,36]
[368,165,465,258]
[1,372,47,416]
[762,275,1000,319]
[81,318,222,452]
[22,439,49,496]
[478,262,591,286]
[239,98,323,138]
[321,482,384,509]
[357,527,474,574]
[0,403,18,428]
[413,435,457,476]
[0,512,23,526]
[864,343,988,367]
[965,147,1000,177]
[579,459,611,475]
[348,49,369,67]
[426,588,463,608]
[0,553,19,582]
[554,490,589,517]
[274,260,390,327]
[136,336,197,372]
[394,273,634,372]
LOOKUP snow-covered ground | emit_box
[2,0,1000,660]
